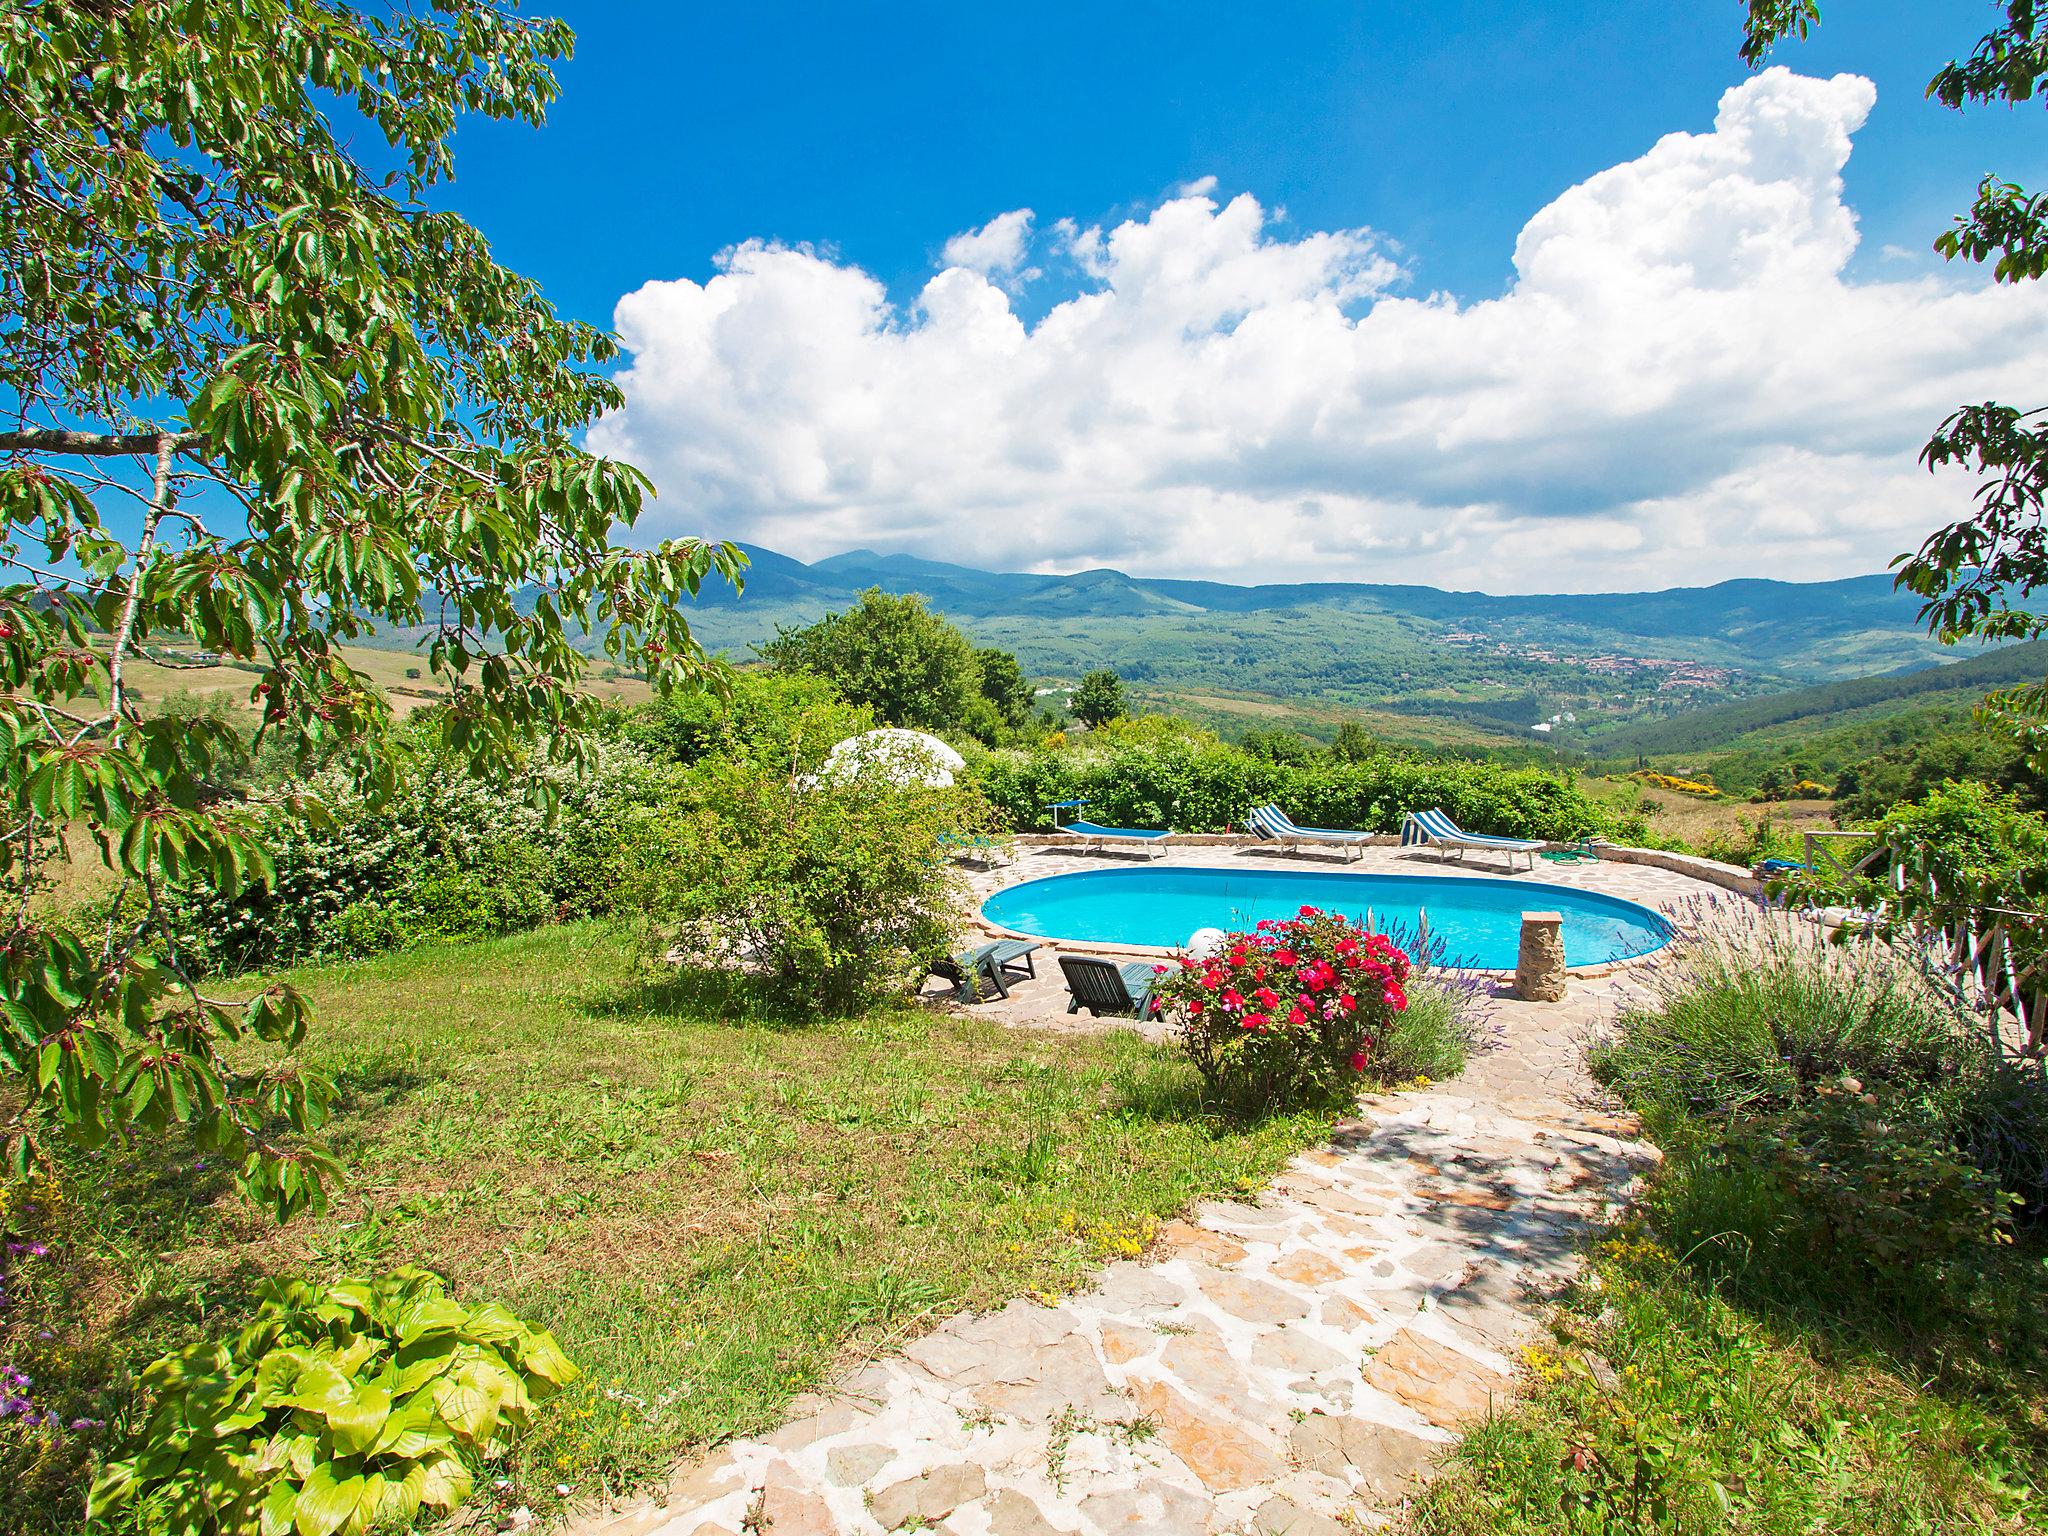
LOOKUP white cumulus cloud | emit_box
[940,207,1037,280]
[589,68,2048,592]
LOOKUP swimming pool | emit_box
[979,865,1673,969]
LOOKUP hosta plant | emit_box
[1151,906,1414,1108]
[87,1267,576,1536]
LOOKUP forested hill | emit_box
[1582,639,2048,761]
[603,544,2023,743]
[698,545,1930,652]
[688,546,1954,666]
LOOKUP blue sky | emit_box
[436,2,2048,592]
[453,1,2040,321]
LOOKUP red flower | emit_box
[1350,1050,1368,1072]
[1221,989,1245,1010]
[1382,981,1408,1011]
[1286,1006,1307,1025]
[1272,948,1298,967]
[1243,1012,1269,1030]
[1200,969,1225,991]
[1254,986,1280,1009]
[1338,993,1357,1012]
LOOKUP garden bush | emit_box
[160,738,679,974]
[1149,907,1469,1110]
[89,1267,575,1536]
[967,739,1608,840]
[1593,902,2048,1316]
[1371,973,1480,1086]
[631,752,990,1014]
[1588,906,1975,1121]
[1650,1086,2019,1317]
[623,668,873,776]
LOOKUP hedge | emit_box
[967,742,1609,841]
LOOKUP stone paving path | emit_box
[566,916,1672,1535]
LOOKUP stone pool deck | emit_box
[567,846,1736,1536]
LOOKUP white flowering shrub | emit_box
[161,739,681,975]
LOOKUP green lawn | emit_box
[16,923,1331,1529]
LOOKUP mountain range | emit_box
[673,546,1992,745]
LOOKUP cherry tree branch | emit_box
[0,428,205,457]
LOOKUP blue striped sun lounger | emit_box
[1048,800,1171,860]
[1400,807,1543,872]
[1245,803,1370,862]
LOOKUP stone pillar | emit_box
[1515,911,1566,1002]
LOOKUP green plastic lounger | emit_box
[1245,802,1370,862]
[1059,954,1161,1019]
[1399,807,1543,873]
[933,938,1041,1002]
[1047,799,1170,861]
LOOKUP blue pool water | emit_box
[980,866,1672,969]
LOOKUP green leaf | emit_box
[34,1037,61,1091]
[277,1357,354,1415]
[415,1453,472,1512]
[516,1329,579,1390]
[323,1383,391,1455]
[292,1465,364,1536]
[86,1458,140,1517]
[430,1374,494,1442]
[260,1478,300,1536]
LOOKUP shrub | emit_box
[1685,1088,2018,1306]
[405,837,554,941]
[1372,974,1479,1085]
[623,668,872,776]
[968,740,1607,840]
[1595,901,2048,1317]
[1588,906,1975,1121]
[1630,1095,2037,1350]
[88,1267,575,1536]
[1238,726,1314,763]
[162,739,677,973]
[633,754,986,1014]
[1150,907,1421,1109]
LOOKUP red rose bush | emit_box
[1150,905,1418,1108]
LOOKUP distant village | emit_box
[1439,630,1740,732]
